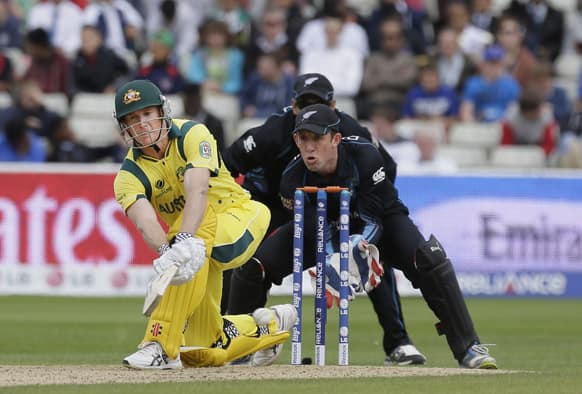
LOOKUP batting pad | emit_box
[141,261,211,359]
[180,331,290,367]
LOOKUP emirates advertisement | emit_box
[0,167,157,295]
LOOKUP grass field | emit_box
[1,295,581,393]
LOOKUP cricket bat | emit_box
[142,265,179,317]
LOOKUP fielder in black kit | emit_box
[247,104,497,369]
[224,73,425,365]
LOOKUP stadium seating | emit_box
[335,97,357,118]
[70,92,115,117]
[438,145,488,168]
[202,92,240,145]
[3,48,27,78]
[0,91,12,109]
[70,93,118,147]
[489,145,547,169]
[43,93,69,116]
[165,94,185,118]
[69,117,120,148]
[236,117,265,136]
[449,121,502,149]
[394,119,447,143]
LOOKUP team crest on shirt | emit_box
[176,166,185,182]
[123,89,141,104]
[199,141,212,159]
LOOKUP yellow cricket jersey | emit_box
[113,119,251,239]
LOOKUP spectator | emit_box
[437,0,493,62]
[495,13,538,87]
[27,0,83,59]
[240,53,294,119]
[137,29,184,95]
[50,115,126,162]
[366,0,433,55]
[552,67,582,168]
[429,27,477,93]
[0,79,121,162]
[298,15,363,99]
[470,0,499,32]
[501,87,558,156]
[243,6,299,77]
[72,25,130,93]
[401,61,460,127]
[185,19,244,95]
[0,116,46,162]
[296,0,369,59]
[144,0,200,59]
[0,0,22,50]
[0,50,14,92]
[460,44,520,122]
[0,79,62,147]
[503,0,564,63]
[209,0,252,48]
[82,0,145,57]
[359,16,417,119]
[562,0,582,55]
[181,82,225,153]
[22,28,73,97]
[369,103,418,164]
[398,128,458,173]
[526,62,572,133]
[267,0,306,45]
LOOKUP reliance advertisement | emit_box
[396,174,582,297]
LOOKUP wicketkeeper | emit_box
[229,104,498,369]
[112,79,297,369]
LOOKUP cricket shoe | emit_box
[459,343,497,369]
[123,341,182,369]
[251,304,298,366]
[384,344,427,366]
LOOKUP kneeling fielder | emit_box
[113,79,296,369]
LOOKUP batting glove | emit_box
[153,233,206,286]
[308,253,358,309]
[349,236,384,293]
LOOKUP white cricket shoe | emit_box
[123,341,182,369]
[384,344,427,366]
[251,304,297,366]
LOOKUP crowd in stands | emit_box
[0,0,582,170]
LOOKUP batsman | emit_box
[113,79,297,369]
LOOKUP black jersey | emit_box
[222,107,397,211]
[279,137,407,245]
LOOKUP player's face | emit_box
[293,130,341,176]
[121,106,167,148]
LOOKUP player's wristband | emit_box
[174,232,193,243]
[158,243,170,256]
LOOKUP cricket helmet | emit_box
[113,79,172,147]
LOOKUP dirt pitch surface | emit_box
[0,365,518,386]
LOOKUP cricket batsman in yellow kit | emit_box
[113,79,297,369]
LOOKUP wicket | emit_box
[292,186,351,366]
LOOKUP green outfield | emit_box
[1,295,581,393]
